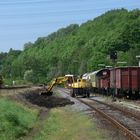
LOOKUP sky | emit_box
[0,0,140,52]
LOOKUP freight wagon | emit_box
[83,69,110,94]
[110,67,140,99]
[96,69,110,95]
[82,67,140,99]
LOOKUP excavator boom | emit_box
[40,76,74,95]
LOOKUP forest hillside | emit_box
[0,9,140,84]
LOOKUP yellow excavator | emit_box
[41,75,90,97]
[40,75,75,96]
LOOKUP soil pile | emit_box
[22,91,74,108]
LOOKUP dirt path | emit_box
[22,109,49,140]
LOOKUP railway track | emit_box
[0,85,31,89]
[0,85,39,96]
[90,98,140,121]
[58,87,140,140]
[79,98,140,140]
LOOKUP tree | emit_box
[24,70,34,83]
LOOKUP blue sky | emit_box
[0,0,140,52]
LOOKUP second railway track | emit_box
[79,98,140,140]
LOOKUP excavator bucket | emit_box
[40,91,53,96]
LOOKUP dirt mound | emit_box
[22,91,74,108]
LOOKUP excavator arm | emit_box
[41,76,70,96]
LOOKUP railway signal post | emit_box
[110,51,117,101]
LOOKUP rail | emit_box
[77,98,140,140]
[0,85,31,89]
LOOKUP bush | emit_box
[0,97,38,140]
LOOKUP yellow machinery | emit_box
[71,78,90,97]
[64,74,76,88]
[41,75,90,97]
[41,75,75,96]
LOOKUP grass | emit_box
[0,94,111,140]
[32,106,110,140]
[0,97,38,140]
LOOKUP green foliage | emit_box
[1,49,21,78]
[24,70,34,83]
[1,9,140,83]
[0,97,38,140]
[0,52,7,73]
